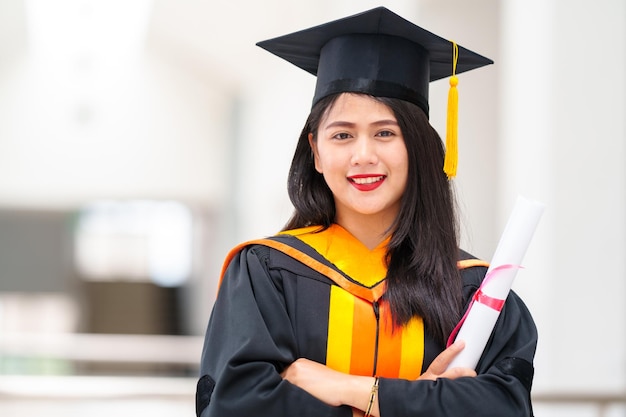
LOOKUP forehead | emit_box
[320,93,397,125]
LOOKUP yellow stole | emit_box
[281,224,424,379]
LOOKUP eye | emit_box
[376,130,396,138]
[332,132,352,140]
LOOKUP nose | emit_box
[350,136,378,166]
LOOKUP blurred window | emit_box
[74,200,192,287]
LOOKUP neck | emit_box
[335,213,394,250]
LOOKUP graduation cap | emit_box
[256,6,493,178]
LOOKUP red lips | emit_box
[348,175,385,191]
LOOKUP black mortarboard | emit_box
[256,6,492,115]
[256,6,493,178]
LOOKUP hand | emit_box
[418,340,477,381]
[281,358,347,407]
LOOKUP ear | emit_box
[308,133,322,173]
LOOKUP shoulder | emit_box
[458,249,489,290]
[221,234,339,285]
[229,234,327,266]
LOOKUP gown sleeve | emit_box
[378,264,537,417]
[195,245,352,417]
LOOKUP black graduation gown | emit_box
[196,231,537,417]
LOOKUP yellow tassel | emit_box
[444,42,459,179]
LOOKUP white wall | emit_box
[501,0,626,398]
[0,0,232,208]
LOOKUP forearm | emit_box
[377,373,533,417]
[340,375,379,417]
[282,358,380,416]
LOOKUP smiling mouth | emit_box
[349,175,385,184]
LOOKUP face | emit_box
[309,93,409,228]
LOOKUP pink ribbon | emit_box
[446,264,522,348]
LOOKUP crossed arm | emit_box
[281,340,476,417]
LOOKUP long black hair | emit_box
[283,93,462,346]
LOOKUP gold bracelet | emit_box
[364,376,379,417]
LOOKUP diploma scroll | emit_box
[446,195,545,370]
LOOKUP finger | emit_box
[429,340,465,373]
[439,366,477,379]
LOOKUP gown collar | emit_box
[280,224,389,288]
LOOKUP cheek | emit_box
[313,145,336,175]
[318,152,346,179]
[398,144,410,170]
[389,148,410,188]
[386,144,409,171]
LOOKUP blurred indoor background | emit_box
[0,0,624,416]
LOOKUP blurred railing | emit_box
[532,391,626,417]
[0,332,201,416]
[0,332,203,367]
[1,333,625,417]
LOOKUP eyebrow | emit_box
[323,119,399,130]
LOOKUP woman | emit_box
[196,7,536,417]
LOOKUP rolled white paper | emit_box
[447,195,545,370]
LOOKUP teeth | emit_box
[352,176,384,184]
